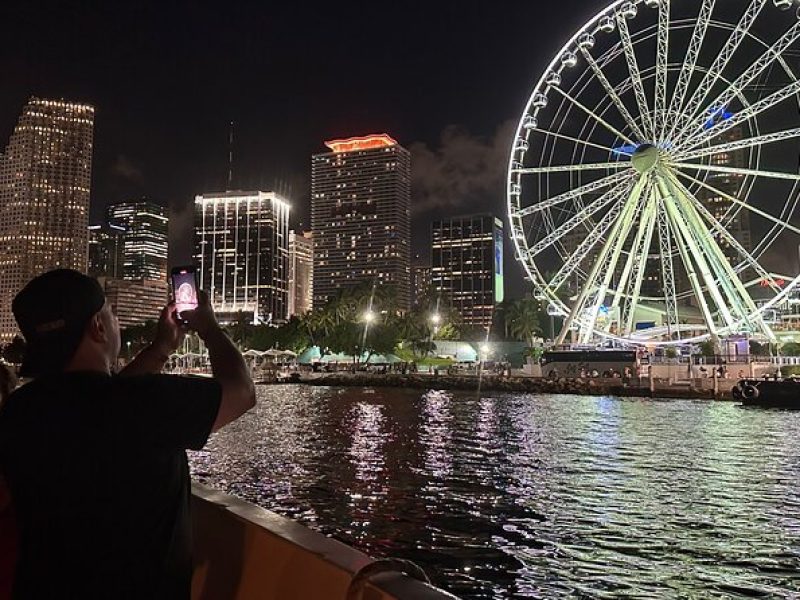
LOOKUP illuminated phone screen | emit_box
[172,269,198,314]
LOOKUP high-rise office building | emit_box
[311,134,411,310]
[101,278,171,329]
[106,200,169,281]
[88,223,125,279]
[431,214,504,329]
[288,230,313,317]
[411,254,432,307]
[0,98,94,341]
[194,190,290,324]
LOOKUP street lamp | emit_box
[363,310,376,324]
[126,340,132,361]
[430,313,441,326]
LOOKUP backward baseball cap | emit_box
[12,269,106,378]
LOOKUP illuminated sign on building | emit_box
[324,134,398,153]
[494,225,504,304]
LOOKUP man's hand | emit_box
[152,302,186,356]
[181,291,220,340]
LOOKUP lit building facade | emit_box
[311,134,411,310]
[431,214,504,329]
[411,254,432,307]
[0,98,94,341]
[106,200,169,281]
[194,190,290,324]
[288,230,313,317]
[88,223,125,279]
[101,278,169,329]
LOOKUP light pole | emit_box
[126,340,132,362]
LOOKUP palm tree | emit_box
[505,297,543,347]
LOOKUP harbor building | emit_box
[194,190,290,324]
[431,214,504,329]
[288,230,313,317]
[311,134,411,310]
[0,98,94,342]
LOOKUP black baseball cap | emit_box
[12,269,106,378]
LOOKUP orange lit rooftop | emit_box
[324,134,398,153]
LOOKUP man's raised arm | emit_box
[182,292,255,431]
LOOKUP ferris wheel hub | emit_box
[631,143,660,173]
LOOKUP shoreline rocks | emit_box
[258,372,728,400]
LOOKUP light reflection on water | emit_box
[189,385,800,599]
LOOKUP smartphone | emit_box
[170,266,199,316]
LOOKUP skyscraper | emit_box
[411,254,432,307]
[106,200,169,281]
[288,230,313,317]
[311,134,411,310]
[194,190,290,324]
[88,223,125,279]
[0,98,94,341]
[431,214,504,329]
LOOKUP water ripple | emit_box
[189,386,800,599]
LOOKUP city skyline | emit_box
[1,2,624,301]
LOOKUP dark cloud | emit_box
[409,120,515,217]
[110,154,144,183]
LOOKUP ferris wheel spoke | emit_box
[654,200,680,340]
[555,177,647,344]
[610,184,657,334]
[679,78,800,151]
[667,181,750,325]
[515,161,630,175]
[529,126,629,154]
[676,19,800,146]
[616,11,654,139]
[526,186,628,258]
[674,169,800,237]
[621,201,658,336]
[548,179,637,293]
[673,0,766,144]
[673,161,800,182]
[578,181,649,343]
[663,173,774,336]
[654,0,670,141]
[516,171,633,217]
[656,179,724,334]
[549,86,637,146]
[578,47,646,143]
[664,0,715,142]
[674,127,800,161]
[664,169,782,294]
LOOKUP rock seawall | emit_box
[262,373,726,400]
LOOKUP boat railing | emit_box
[191,483,458,600]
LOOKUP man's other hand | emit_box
[153,302,186,355]
[181,291,219,340]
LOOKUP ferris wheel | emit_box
[508,0,800,346]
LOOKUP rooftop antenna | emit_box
[227,120,234,190]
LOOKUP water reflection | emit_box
[190,386,800,599]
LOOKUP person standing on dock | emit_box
[0,269,255,599]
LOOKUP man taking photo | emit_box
[0,268,255,599]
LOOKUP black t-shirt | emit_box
[0,371,222,599]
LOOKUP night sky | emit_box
[2,1,613,299]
